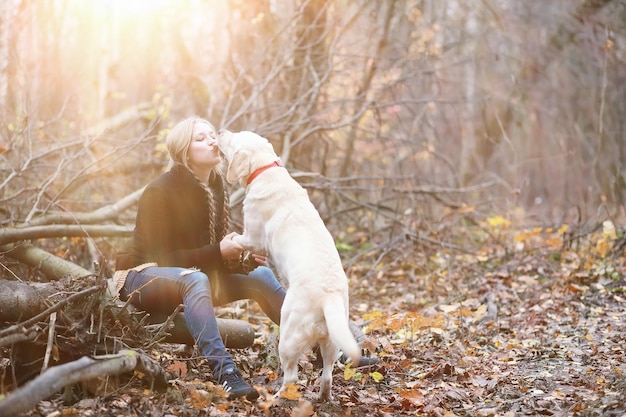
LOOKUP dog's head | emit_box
[217,130,279,186]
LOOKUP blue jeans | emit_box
[120,266,285,377]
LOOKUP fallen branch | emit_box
[19,187,145,227]
[1,242,93,280]
[0,224,132,246]
[0,350,156,417]
[1,168,143,245]
[0,328,38,347]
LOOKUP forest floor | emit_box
[25,220,626,416]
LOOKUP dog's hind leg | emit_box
[276,321,303,398]
[317,339,340,401]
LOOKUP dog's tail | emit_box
[323,297,360,365]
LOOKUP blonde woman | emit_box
[114,117,285,400]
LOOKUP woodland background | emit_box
[1,1,626,416]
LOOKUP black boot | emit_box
[311,345,379,369]
[339,352,379,368]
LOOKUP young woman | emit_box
[114,117,285,400]
[114,116,377,401]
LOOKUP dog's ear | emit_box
[226,149,251,184]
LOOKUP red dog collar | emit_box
[247,161,282,185]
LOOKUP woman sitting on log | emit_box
[113,116,284,401]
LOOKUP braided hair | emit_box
[165,117,229,244]
[206,173,230,245]
[165,117,256,273]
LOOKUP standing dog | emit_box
[217,130,360,401]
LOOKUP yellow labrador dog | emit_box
[217,130,360,401]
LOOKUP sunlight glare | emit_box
[91,0,176,18]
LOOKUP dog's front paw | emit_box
[232,234,246,246]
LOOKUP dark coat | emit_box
[116,165,226,273]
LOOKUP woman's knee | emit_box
[250,266,279,285]
[249,267,285,297]
[183,270,212,292]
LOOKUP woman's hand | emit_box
[219,232,244,261]
[251,253,268,266]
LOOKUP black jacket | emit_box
[116,165,225,272]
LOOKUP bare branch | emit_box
[22,187,145,227]
[0,224,131,246]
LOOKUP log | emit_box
[0,350,156,417]
[0,278,255,349]
[1,242,94,280]
[147,312,255,350]
[2,244,256,349]
[0,279,58,322]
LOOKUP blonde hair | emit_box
[165,116,229,245]
[165,117,217,173]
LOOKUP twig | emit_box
[147,304,184,348]
[393,181,497,196]
[41,312,57,373]
[0,328,38,348]
[405,231,473,253]
[118,277,159,317]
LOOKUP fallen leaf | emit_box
[290,400,314,417]
[167,360,187,377]
[486,215,511,229]
[280,382,302,401]
[369,371,384,383]
[189,388,212,408]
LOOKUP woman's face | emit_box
[187,122,221,173]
